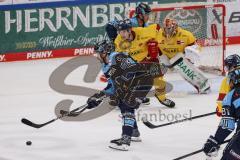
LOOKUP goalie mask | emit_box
[163,18,178,38]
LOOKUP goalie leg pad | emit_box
[158,54,171,66]
[184,45,201,64]
[170,54,210,94]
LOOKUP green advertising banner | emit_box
[150,8,207,39]
[0,0,206,61]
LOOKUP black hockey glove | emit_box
[203,135,220,156]
[87,92,105,109]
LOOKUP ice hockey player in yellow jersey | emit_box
[157,19,195,59]
[114,20,157,62]
[216,54,240,116]
[114,19,175,108]
[157,18,210,94]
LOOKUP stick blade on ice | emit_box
[141,117,156,129]
[21,118,41,129]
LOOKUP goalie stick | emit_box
[21,104,88,129]
[143,57,183,77]
[164,57,183,69]
[173,139,231,160]
[142,111,216,129]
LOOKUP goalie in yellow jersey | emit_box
[157,18,211,94]
[114,19,175,108]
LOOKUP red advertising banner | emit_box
[0,47,94,62]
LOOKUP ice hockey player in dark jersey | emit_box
[203,68,240,159]
[86,40,167,151]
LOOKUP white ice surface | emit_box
[0,45,239,160]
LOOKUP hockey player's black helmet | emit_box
[94,40,115,55]
[135,3,152,15]
[115,19,132,31]
[224,54,240,72]
[228,68,240,87]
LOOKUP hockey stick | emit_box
[59,104,88,117]
[173,139,231,160]
[21,104,88,129]
[164,57,183,69]
[143,57,183,77]
[142,111,216,129]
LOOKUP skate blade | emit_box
[142,102,150,105]
[108,144,129,151]
[131,137,142,142]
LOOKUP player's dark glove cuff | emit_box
[93,91,105,99]
[203,135,220,156]
[87,99,102,109]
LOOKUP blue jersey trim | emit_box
[222,89,235,107]
[233,98,240,109]
[219,118,236,131]
[103,79,114,95]
[130,16,149,27]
